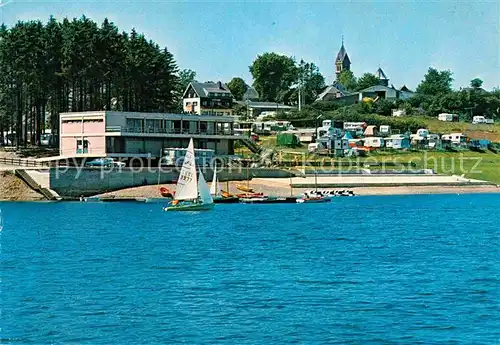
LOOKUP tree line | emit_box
[0,16,181,146]
[265,64,500,123]
[1,15,498,147]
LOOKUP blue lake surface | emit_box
[1,194,499,344]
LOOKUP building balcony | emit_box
[105,126,235,137]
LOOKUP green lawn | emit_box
[359,151,500,184]
[424,117,500,141]
[237,141,500,184]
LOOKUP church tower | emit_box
[335,37,351,80]
[375,67,389,86]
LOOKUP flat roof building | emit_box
[59,111,238,159]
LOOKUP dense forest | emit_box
[0,16,180,146]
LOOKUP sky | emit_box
[1,0,499,90]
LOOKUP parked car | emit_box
[85,158,126,168]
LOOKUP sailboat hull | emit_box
[213,196,240,204]
[164,202,215,212]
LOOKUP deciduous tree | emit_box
[470,78,483,89]
[416,67,453,95]
[337,70,357,92]
[356,73,379,91]
[249,53,297,102]
[227,77,247,101]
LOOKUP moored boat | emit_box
[211,169,240,203]
[296,196,331,203]
[239,196,298,204]
[213,196,240,204]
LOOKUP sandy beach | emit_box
[99,178,500,199]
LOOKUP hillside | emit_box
[0,171,44,201]
[423,118,500,141]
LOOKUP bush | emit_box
[309,101,340,112]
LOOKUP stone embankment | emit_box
[0,171,44,201]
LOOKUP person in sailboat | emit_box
[164,139,214,211]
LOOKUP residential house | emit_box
[183,81,233,116]
[235,100,294,118]
[242,87,259,101]
[358,84,401,102]
[399,85,415,100]
[315,81,351,101]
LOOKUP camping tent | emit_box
[364,125,378,137]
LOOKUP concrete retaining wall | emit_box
[49,167,294,197]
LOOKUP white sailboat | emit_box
[210,168,240,203]
[210,169,221,197]
[163,139,214,211]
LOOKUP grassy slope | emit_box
[418,117,500,141]
[365,151,500,184]
[235,118,500,184]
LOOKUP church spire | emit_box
[335,37,351,81]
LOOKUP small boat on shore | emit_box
[236,192,264,199]
[164,139,214,212]
[236,184,254,193]
[159,187,174,198]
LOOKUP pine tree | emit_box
[0,16,183,147]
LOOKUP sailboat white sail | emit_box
[210,169,221,197]
[173,139,198,201]
[198,169,214,205]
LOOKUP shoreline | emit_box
[97,180,500,200]
[1,173,499,201]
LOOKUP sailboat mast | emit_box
[247,162,250,189]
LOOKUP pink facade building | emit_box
[59,111,238,159]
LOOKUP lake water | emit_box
[1,194,499,344]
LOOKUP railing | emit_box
[106,126,235,136]
[0,157,54,167]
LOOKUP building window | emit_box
[126,118,143,132]
[200,121,208,132]
[186,102,191,106]
[145,119,162,133]
[76,139,89,154]
[193,101,198,106]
